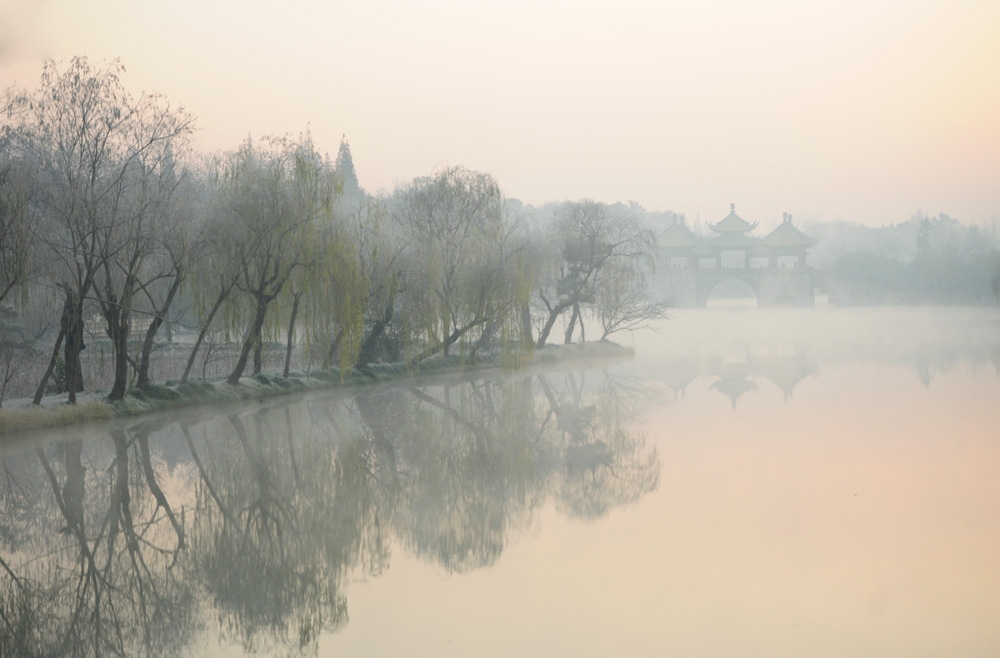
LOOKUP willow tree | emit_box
[393,166,528,363]
[272,138,364,378]
[180,164,241,384]
[4,57,193,402]
[0,128,39,308]
[214,135,335,385]
[348,197,406,368]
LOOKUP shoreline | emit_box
[0,341,634,439]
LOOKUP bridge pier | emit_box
[758,269,814,307]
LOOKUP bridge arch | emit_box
[698,272,761,307]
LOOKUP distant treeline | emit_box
[0,58,665,406]
[629,204,1000,305]
[804,214,1000,304]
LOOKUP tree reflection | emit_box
[1,364,660,656]
[537,371,660,518]
[1,429,192,658]
[185,411,360,653]
[372,378,543,573]
[356,370,659,570]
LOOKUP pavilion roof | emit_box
[754,357,818,396]
[708,232,759,249]
[659,220,700,248]
[709,203,758,234]
[761,215,817,247]
[709,377,759,411]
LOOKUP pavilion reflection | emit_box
[656,327,1000,409]
[657,344,818,410]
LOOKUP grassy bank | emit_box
[0,342,633,438]
[0,399,114,435]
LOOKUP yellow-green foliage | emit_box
[0,399,113,436]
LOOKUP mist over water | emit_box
[4,7,999,655]
[2,306,999,657]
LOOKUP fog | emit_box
[3,4,1000,655]
[3,0,999,226]
[1,77,998,421]
[3,306,999,656]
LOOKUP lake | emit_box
[2,306,999,657]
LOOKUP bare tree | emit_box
[6,58,193,402]
[595,260,669,340]
[533,201,656,349]
[134,146,195,391]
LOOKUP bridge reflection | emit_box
[658,346,817,409]
[644,307,1000,409]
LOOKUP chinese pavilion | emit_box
[653,204,817,306]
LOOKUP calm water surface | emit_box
[2,307,998,657]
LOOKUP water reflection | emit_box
[0,366,657,657]
[646,308,1000,407]
[6,308,999,656]
[1,429,192,658]
[657,349,817,409]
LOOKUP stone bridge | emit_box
[651,204,818,307]
[652,268,816,307]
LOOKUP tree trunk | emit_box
[137,273,182,391]
[521,299,533,347]
[61,288,86,403]
[100,267,138,403]
[227,299,267,385]
[106,306,130,402]
[355,304,393,368]
[411,327,461,364]
[535,301,571,350]
[136,323,157,391]
[410,317,486,364]
[564,304,579,344]
[32,328,65,404]
[181,285,230,384]
[253,335,264,375]
[471,317,499,358]
[282,291,302,378]
[325,329,344,369]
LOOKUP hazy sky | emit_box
[2,0,998,228]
